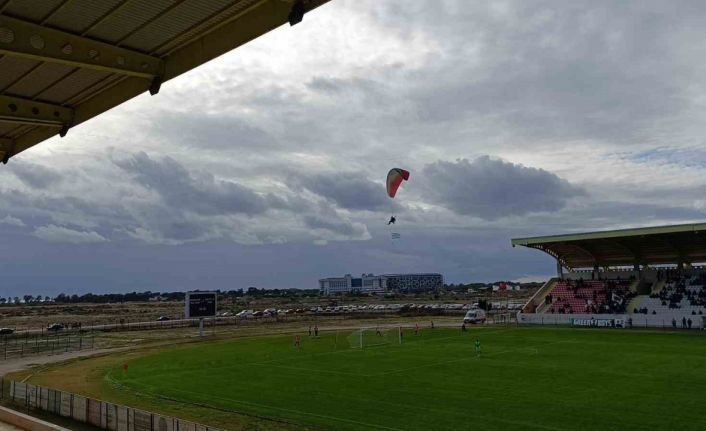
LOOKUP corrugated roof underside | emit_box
[0,0,258,145]
[0,0,331,155]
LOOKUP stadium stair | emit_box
[627,295,647,314]
[628,279,640,293]
[536,301,552,314]
[522,278,558,313]
[651,279,666,295]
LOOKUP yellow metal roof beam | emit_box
[0,137,14,164]
[0,15,163,79]
[0,94,73,130]
[5,0,331,159]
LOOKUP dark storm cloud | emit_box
[302,204,369,239]
[291,171,395,211]
[9,161,63,189]
[371,1,693,143]
[422,156,584,220]
[113,152,284,216]
[307,76,382,97]
[303,214,367,237]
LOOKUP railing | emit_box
[521,278,557,313]
[2,331,95,360]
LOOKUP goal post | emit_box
[345,325,403,349]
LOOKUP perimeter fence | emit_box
[0,379,222,431]
[1,331,95,360]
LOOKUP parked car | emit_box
[156,316,170,321]
[236,310,254,318]
[0,328,14,335]
[47,323,64,332]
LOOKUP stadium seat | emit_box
[546,280,631,314]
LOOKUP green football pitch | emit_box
[109,326,706,431]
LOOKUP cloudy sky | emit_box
[3,0,706,297]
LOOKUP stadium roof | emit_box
[0,0,329,163]
[511,223,706,270]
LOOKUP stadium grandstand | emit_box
[0,0,329,164]
[512,223,706,328]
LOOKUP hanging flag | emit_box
[391,232,401,239]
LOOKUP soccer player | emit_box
[376,326,382,337]
[414,323,419,335]
[294,335,301,348]
[431,320,435,330]
[314,325,319,337]
[308,325,312,336]
[474,338,481,357]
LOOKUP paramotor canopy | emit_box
[386,168,410,198]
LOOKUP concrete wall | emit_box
[0,406,70,431]
[517,312,705,329]
[8,382,219,431]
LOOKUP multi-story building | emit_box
[318,273,443,295]
[319,274,387,295]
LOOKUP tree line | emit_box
[0,287,321,305]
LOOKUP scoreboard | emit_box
[185,291,217,318]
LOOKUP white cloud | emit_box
[0,215,25,227]
[33,225,108,244]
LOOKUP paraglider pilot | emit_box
[388,216,396,225]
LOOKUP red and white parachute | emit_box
[386,168,410,198]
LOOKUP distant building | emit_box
[319,274,387,295]
[319,273,444,295]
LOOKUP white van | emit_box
[463,309,486,324]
